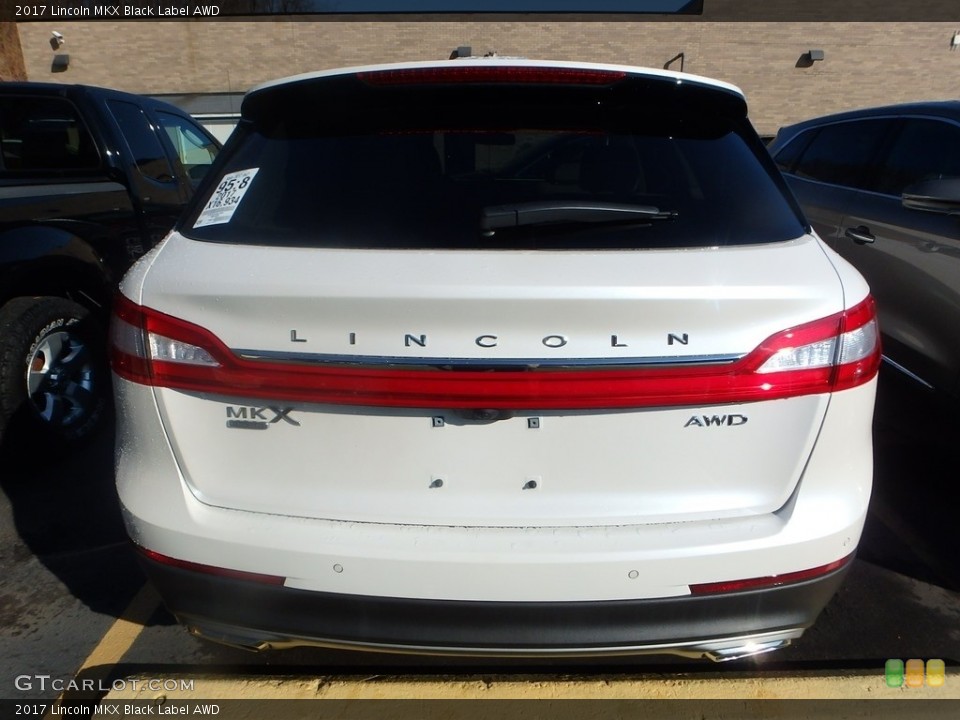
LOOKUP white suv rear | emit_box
[111,59,878,661]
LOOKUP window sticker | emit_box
[194,168,259,227]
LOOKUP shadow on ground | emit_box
[0,416,153,620]
[859,365,960,591]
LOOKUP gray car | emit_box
[768,103,960,401]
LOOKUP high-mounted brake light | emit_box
[357,66,627,87]
[110,294,880,410]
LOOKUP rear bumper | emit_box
[115,375,875,659]
[139,551,850,661]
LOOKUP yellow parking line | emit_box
[44,582,160,716]
[77,582,160,671]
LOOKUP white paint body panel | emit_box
[134,232,843,361]
[114,377,874,602]
[125,232,857,527]
[157,393,827,526]
[114,230,875,601]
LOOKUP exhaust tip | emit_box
[705,638,792,662]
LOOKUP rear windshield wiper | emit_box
[480,201,678,234]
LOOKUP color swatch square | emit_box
[927,659,946,688]
[905,659,925,688]
[885,659,904,688]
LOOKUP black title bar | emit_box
[4,0,959,21]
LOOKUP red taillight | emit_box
[753,294,880,393]
[110,294,879,410]
[136,546,285,586]
[357,66,627,86]
[111,294,226,386]
[689,554,854,595]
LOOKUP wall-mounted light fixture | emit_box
[951,31,960,50]
[51,54,70,73]
[796,49,825,68]
[49,31,64,50]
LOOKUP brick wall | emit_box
[15,19,960,135]
[0,6,27,81]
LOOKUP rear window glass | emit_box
[182,77,804,250]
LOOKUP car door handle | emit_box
[844,226,876,245]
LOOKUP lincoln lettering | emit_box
[287,331,692,349]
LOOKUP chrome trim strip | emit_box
[0,181,126,199]
[881,355,934,389]
[232,350,744,369]
[190,623,803,661]
[785,173,908,202]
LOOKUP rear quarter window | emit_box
[772,128,818,173]
[0,96,100,174]
[107,99,175,184]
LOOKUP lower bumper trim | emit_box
[139,552,850,661]
[188,620,800,662]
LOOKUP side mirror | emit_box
[901,177,960,215]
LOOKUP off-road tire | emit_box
[0,297,109,452]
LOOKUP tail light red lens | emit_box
[690,553,854,595]
[136,546,284,586]
[110,294,879,410]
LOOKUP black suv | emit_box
[768,103,960,401]
[0,83,220,447]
